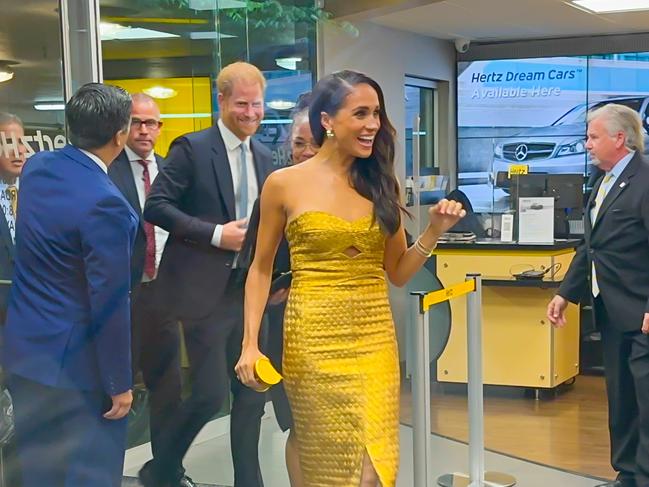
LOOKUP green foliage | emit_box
[131,0,359,37]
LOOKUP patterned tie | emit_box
[6,185,17,219]
[591,173,614,297]
[238,142,249,219]
[137,160,156,279]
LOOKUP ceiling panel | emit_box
[372,0,649,41]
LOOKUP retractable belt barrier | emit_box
[410,274,516,487]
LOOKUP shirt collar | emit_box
[125,145,155,164]
[79,148,108,174]
[218,119,251,152]
[608,150,635,180]
[0,177,18,189]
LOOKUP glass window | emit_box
[98,0,317,448]
[0,1,66,160]
[100,0,317,163]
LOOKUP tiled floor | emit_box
[123,404,606,487]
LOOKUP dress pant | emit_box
[151,269,267,487]
[8,374,127,487]
[135,279,183,459]
[596,297,649,487]
[266,302,293,432]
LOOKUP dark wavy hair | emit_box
[309,70,404,235]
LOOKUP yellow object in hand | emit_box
[254,357,283,392]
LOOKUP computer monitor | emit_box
[509,173,585,238]
[510,173,548,201]
[545,174,585,237]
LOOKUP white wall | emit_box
[320,20,457,186]
[319,20,457,362]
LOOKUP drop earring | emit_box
[326,128,334,138]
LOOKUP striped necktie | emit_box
[6,185,17,219]
[591,173,614,297]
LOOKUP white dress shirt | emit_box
[124,145,170,276]
[0,178,19,243]
[79,148,108,174]
[211,119,259,248]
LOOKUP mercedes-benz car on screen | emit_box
[491,96,649,187]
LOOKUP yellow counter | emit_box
[435,240,580,389]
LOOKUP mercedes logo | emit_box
[514,144,528,161]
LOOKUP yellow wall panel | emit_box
[105,77,213,157]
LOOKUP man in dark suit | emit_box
[108,93,185,480]
[142,62,274,487]
[548,104,649,487]
[3,83,138,487]
[0,113,26,325]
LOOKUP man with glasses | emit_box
[108,93,182,479]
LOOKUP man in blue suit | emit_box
[3,83,138,487]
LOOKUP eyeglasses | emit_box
[292,140,320,151]
[131,118,162,130]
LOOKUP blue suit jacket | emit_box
[3,145,138,396]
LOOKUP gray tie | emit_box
[238,142,248,219]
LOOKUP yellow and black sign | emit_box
[508,164,529,177]
[421,279,476,312]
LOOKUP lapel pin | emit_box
[620,182,627,188]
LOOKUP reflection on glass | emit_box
[99,0,317,448]
[0,1,66,158]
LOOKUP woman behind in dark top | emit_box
[240,93,318,486]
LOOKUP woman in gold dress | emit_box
[236,70,464,486]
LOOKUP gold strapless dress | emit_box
[283,211,399,487]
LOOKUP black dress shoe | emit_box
[595,480,635,487]
[139,460,174,487]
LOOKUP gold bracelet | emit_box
[414,237,436,257]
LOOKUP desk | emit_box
[435,239,580,390]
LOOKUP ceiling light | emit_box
[188,31,235,40]
[188,0,246,9]
[100,22,179,41]
[275,57,302,71]
[266,100,296,111]
[143,86,178,99]
[0,70,13,83]
[34,103,65,111]
[570,0,649,12]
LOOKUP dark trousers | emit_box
[135,280,183,459]
[8,375,127,487]
[152,270,267,486]
[266,302,293,432]
[596,298,649,487]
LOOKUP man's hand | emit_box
[104,390,133,420]
[268,288,289,306]
[547,295,569,328]
[642,313,649,334]
[220,218,248,251]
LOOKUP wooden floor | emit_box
[400,374,615,481]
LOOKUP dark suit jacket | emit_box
[3,145,138,395]
[240,198,290,276]
[143,125,274,319]
[108,150,165,290]
[0,207,14,325]
[559,152,649,332]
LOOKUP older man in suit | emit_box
[3,84,138,487]
[142,62,274,487]
[0,113,26,325]
[548,104,649,487]
[108,93,188,482]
